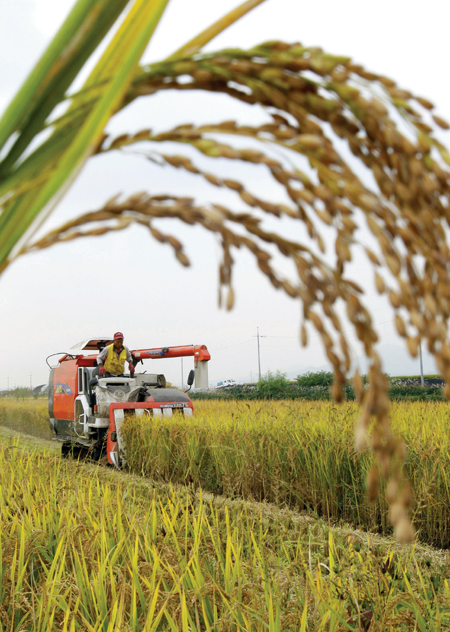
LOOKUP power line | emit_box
[214,317,398,357]
[265,317,395,339]
[213,338,254,351]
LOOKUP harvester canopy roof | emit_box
[70,338,114,352]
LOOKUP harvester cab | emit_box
[48,338,210,468]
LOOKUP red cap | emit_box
[114,331,124,340]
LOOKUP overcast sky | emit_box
[1,0,449,389]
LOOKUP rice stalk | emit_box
[3,5,450,539]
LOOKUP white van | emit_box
[216,379,238,389]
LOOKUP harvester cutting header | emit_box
[48,334,211,468]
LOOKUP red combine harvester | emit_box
[48,337,211,468]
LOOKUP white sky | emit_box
[1,0,449,388]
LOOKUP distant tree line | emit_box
[0,385,47,399]
[192,371,445,402]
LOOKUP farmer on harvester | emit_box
[97,332,135,377]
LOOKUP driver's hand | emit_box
[99,366,105,376]
[129,363,135,374]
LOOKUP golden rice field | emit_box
[0,399,51,440]
[0,398,450,630]
[123,400,450,548]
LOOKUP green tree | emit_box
[10,387,32,400]
[296,371,333,388]
[257,370,289,398]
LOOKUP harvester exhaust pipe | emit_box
[194,358,208,389]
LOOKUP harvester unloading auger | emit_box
[47,337,211,468]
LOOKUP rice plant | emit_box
[3,0,450,538]
[3,398,450,548]
[121,399,450,548]
[0,436,448,631]
[0,399,51,440]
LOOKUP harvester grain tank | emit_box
[48,337,211,467]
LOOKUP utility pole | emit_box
[181,358,184,388]
[254,327,266,381]
[29,373,32,392]
[419,340,424,387]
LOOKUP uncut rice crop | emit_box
[0,399,51,440]
[122,400,450,548]
[4,398,450,547]
[0,439,449,631]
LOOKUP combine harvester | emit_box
[48,337,210,468]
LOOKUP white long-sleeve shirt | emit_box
[97,344,133,367]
